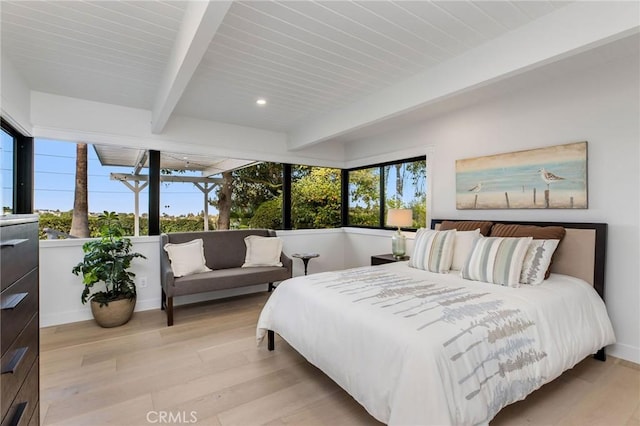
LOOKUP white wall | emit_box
[39,236,162,327]
[1,54,32,134]
[39,229,347,327]
[343,227,415,269]
[343,53,640,363]
[276,228,345,277]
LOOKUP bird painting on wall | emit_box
[468,182,482,208]
[468,182,482,193]
[538,168,565,190]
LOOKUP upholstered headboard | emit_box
[431,220,607,299]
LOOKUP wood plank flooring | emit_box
[40,292,640,426]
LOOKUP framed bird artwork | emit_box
[455,142,587,209]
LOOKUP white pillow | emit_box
[451,229,481,271]
[242,235,283,267]
[408,229,456,273]
[520,239,560,285]
[462,237,532,287]
[163,239,211,278]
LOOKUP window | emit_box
[291,165,341,229]
[347,157,426,229]
[159,166,213,234]
[384,159,426,228]
[232,162,283,230]
[348,166,380,226]
[34,140,149,238]
[1,128,13,215]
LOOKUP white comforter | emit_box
[256,262,615,425]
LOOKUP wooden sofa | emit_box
[160,229,292,326]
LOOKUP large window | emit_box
[34,140,150,238]
[347,157,426,229]
[348,166,380,226]
[1,128,13,215]
[384,160,426,228]
[232,162,283,229]
[291,165,341,229]
[20,138,423,235]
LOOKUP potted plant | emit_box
[72,211,146,327]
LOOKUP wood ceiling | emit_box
[1,1,570,133]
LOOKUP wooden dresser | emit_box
[1,215,39,426]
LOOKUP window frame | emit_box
[8,132,426,233]
[343,155,426,231]
[1,118,33,214]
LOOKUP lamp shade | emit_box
[386,208,413,228]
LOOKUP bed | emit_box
[256,220,615,425]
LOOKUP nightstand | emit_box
[371,254,410,266]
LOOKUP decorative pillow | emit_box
[520,239,560,285]
[242,235,283,267]
[489,224,566,279]
[451,229,481,271]
[163,239,211,278]
[439,220,493,236]
[409,229,456,273]
[462,237,533,287]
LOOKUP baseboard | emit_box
[39,298,161,328]
[39,284,270,328]
[608,342,640,364]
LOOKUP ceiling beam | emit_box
[201,159,259,177]
[133,150,148,175]
[111,173,223,185]
[151,1,231,134]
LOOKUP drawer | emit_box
[1,316,38,422]
[26,403,38,426]
[0,222,38,291]
[1,270,39,356]
[1,358,38,426]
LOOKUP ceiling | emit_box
[94,144,257,176]
[2,1,569,128]
[1,1,637,155]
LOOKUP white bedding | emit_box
[256,262,615,425]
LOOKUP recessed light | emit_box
[256,98,267,106]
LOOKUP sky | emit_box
[1,136,218,216]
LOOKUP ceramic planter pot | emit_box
[90,297,136,328]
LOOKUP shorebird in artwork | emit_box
[468,182,482,193]
[538,168,565,190]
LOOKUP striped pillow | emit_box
[409,229,456,273]
[462,237,533,287]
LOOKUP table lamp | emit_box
[386,208,413,259]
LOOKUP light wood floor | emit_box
[41,292,639,426]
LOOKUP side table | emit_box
[292,253,320,275]
[371,254,410,266]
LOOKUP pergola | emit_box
[93,145,257,236]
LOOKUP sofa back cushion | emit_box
[165,229,274,270]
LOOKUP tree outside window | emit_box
[291,166,341,229]
[348,157,426,229]
[384,160,426,228]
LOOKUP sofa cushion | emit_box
[172,266,290,296]
[163,239,211,277]
[165,229,274,270]
[242,235,283,267]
